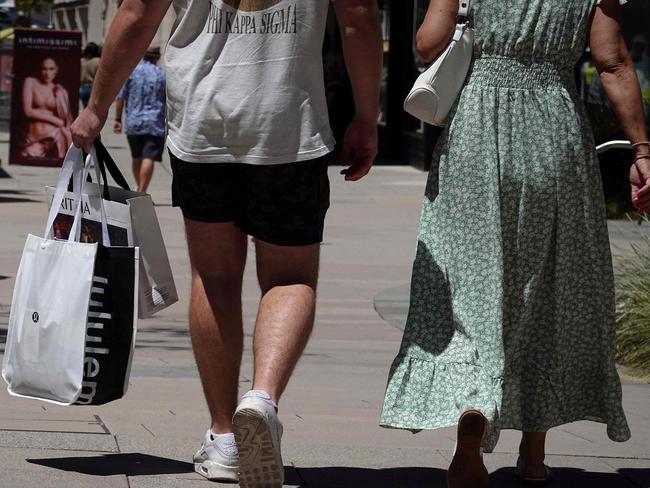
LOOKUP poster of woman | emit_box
[9,29,81,167]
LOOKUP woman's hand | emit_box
[632,156,650,212]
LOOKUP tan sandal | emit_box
[447,410,489,488]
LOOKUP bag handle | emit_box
[88,147,112,248]
[90,141,116,204]
[92,138,132,201]
[44,145,90,243]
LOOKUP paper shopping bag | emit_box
[45,140,178,318]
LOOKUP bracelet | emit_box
[634,155,650,162]
[632,141,650,150]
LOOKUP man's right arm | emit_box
[71,0,172,149]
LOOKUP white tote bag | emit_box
[2,147,99,405]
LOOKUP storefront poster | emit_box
[9,29,81,167]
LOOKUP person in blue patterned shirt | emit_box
[114,44,166,193]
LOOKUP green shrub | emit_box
[615,231,650,374]
[605,201,634,220]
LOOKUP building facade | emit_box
[50,0,175,52]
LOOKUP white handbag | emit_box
[404,0,474,127]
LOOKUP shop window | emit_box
[78,6,89,41]
[55,10,65,30]
[65,8,78,31]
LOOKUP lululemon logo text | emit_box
[76,275,111,405]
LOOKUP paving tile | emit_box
[0,431,118,453]
[0,417,108,434]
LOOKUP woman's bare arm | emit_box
[22,78,63,126]
[415,0,458,63]
[590,0,650,210]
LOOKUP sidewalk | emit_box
[0,128,649,488]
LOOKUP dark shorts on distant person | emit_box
[127,134,165,162]
[170,152,332,247]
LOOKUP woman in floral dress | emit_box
[381,0,650,486]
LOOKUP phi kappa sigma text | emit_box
[207,4,297,34]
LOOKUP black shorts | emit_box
[170,152,331,247]
[127,134,165,162]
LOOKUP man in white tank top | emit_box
[71,1,382,486]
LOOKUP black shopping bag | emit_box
[76,244,139,405]
[74,147,140,405]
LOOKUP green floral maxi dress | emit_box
[381,0,631,452]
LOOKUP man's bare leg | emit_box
[138,157,155,193]
[251,240,319,403]
[185,220,248,433]
[132,158,142,189]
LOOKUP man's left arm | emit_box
[334,0,383,181]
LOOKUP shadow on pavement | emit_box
[292,466,650,487]
[0,189,39,203]
[491,466,650,487]
[292,466,445,487]
[134,325,192,351]
[27,453,193,477]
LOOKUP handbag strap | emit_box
[458,0,471,19]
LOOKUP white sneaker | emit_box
[193,429,239,482]
[233,390,284,488]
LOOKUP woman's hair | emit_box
[82,42,101,59]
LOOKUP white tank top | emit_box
[165,0,335,165]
